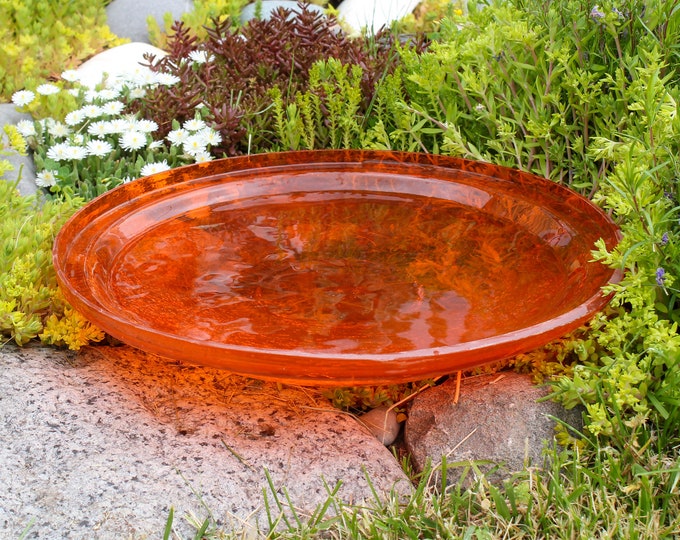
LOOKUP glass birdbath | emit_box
[53,150,621,385]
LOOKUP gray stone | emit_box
[0,343,411,538]
[358,406,401,446]
[404,371,583,484]
[240,1,326,24]
[0,104,37,196]
[106,0,194,43]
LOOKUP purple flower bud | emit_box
[661,232,669,246]
[656,267,666,287]
[590,5,605,19]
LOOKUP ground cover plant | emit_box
[0,156,103,349]
[0,0,125,101]
[3,0,680,537]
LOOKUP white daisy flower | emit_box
[80,104,104,118]
[101,101,125,115]
[65,145,88,160]
[128,87,147,100]
[105,79,125,91]
[84,89,100,103]
[36,169,59,187]
[140,160,171,176]
[136,119,158,133]
[87,121,110,137]
[120,131,147,151]
[61,70,80,82]
[189,50,214,64]
[155,72,181,86]
[72,134,85,145]
[183,118,206,132]
[149,140,164,150]
[167,128,189,145]
[46,143,72,161]
[16,120,37,137]
[198,127,222,146]
[133,68,158,86]
[67,88,82,98]
[194,151,213,163]
[36,83,61,96]
[11,90,35,107]
[86,139,114,157]
[97,88,120,101]
[183,134,208,156]
[65,109,86,126]
[48,121,71,138]
[106,118,130,133]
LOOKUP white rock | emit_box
[75,42,168,89]
[336,0,420,34]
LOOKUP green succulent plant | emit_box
[0,134,103,349]
[0,0,126,102]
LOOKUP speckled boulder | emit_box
[0,344,411,538]
[405,371,583,485]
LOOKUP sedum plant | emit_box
[130,5,411,155]
[1,124,103,349]
[269,58,365,150]
[0,0,126,101]
[0,178,104,349]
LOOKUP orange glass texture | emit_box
[53,150,621,385]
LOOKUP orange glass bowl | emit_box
[53,150,621,385]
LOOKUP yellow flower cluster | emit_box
[39,302,105,351]
[0,178,104,349]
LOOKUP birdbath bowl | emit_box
[54,150,621,385]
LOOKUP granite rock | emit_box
[404,372,583,484]
[106,0,193,43]
[0,104,37,196]
[0,344,411,538]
